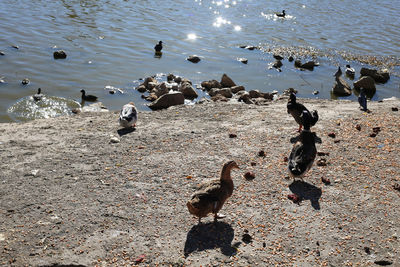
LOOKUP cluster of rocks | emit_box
[333,67,390,97]
[136,73,276,110]
[200,74,274,105]
[136,74,198,110]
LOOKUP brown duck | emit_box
[287,92,319,132]
[187,161,239,224]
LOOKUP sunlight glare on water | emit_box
[0,0,399,122]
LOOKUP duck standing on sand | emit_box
[358,88,367,111]
[154,41,163,56]
[287,92,319,132]
[80,89,98,102]
[288,111,317,181]
[187,161,240,224]
[119,102,138,128]
[33,88,43,101]
[276,10,286,17]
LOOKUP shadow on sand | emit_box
[117,127,136,136]
[184,221,237,257]
[289,180,322,210]
[290,132,322,144]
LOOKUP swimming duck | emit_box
[187,160,240,224]
[33,88,43,101]
[80,89,98,101]
[154,41,163,55]
[358,88,367,111]
[119,102,138,128]
[345,64,355,77]
[287,92,319,132]
[334,66,342,78]
[288,111,317,180]
[276,10,286,17]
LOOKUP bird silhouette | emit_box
[358,88,367,111]
[276,10,286,17]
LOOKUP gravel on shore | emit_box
[1,98,400,266]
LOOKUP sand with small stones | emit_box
[1,98,400,266]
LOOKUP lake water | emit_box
[1,0,399,122]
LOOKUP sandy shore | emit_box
[1,98,400,266]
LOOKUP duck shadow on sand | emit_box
[290,132,322,144]
[117,127,136,136]
[289,180,322,210]
[184,221,237,257]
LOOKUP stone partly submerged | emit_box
[179,82,198,99]
[332,76,352,96]
[148,92,185,110]
[360,67,390,84]
[220,73,236,88]
[53,50,67,59]
[353,76,376,98]
[186,55,201,63]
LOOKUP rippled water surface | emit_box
[1,0,399,122]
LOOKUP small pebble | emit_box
[258,150,265,157]
[250,162,256,166]
[229,133,237,138]
[244,171,255,180]
[110,136,120,143]
[283,156,288,162]
[328,132,336,138]
[392,107,398,111]
[312,90,319,95]
[242,233,252,243]
[356,124,361,131]
[0,51,5,56]
[317,158,327,166]
[364,246,371,254]
[321,177,331,185]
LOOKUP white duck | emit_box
[119,102,137,128]
[345,64,355,77]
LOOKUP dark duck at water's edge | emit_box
[33,88,43,101]
[358,88,367,111]
[288,111,317,181]
[80,89,98,102]
[187,161,240,224]
[287,92,319,132]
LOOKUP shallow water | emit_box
[0,0,399,122]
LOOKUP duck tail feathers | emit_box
[310,110,319,126]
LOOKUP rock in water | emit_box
[53,50,67,59]
[186,55,201,63]
[220,74,236,88]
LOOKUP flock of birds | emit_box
[30,36,369,224]
[186,92,323,224]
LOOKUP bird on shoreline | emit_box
[119,102,137,128]
[33,88,43,101]
[154,41,163,56]
[287,93,319,132]
[288,111,317,181]
[276,10,286,17]
[345,64,355,78]
[358,88,367,111]
[80,89,98,102]
[187,160,240,224]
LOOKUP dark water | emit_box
[1,0,399,122]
